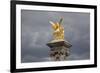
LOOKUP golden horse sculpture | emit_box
[49,18,64,40]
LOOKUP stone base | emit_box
[47,40,72,61]
[47,39,72,48]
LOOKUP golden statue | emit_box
[49,18,64,40]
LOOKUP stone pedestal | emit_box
[47,40,72,61]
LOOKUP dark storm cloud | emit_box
[21,10,90,62]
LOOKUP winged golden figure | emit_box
[49,18,64,40]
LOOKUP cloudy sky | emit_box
[21,10,90,63]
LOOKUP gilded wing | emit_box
[49,21,57,30]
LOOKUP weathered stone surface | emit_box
[47,40,72,48]
[47,40,72,61]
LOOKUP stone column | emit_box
[47,40,72,61]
